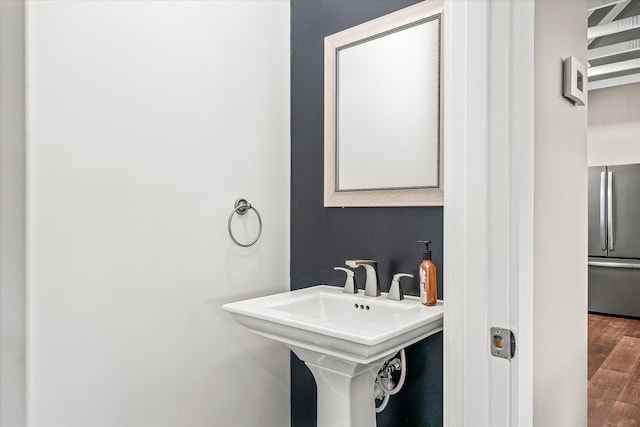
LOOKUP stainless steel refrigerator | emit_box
[588,164,640,318]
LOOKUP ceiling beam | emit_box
[588,14,640,39]
[588,58,640,76]
[588,0,626,12]
[588,0,631,46]
[593,0,630,26]
[589,72,640,89]
[588,39,640,59]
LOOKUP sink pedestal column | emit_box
[290,345,389,427]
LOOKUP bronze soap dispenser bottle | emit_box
[418,240,437,306]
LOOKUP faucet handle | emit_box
[334,267,358,294]
[387,273,414,301]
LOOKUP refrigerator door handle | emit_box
[600,171,606,250]
[608,171,614,251]
[589,261,640,269]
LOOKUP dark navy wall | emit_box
[290,1,444,426]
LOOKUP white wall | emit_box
[0,1,26,426]
[26,2,290,426]
[534,1,588,425]
[588,83,640,166]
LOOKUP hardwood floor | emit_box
[589,313,640,427]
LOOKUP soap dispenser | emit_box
[418,241,437,306]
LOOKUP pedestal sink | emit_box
[223,285,443,427]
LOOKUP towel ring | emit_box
[228,198,262,247]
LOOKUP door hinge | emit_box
[491,327,516,360]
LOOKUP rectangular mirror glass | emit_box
[324,0,444,207]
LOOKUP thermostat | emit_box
[563,56,586,106]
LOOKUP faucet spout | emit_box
[345,260,380,297]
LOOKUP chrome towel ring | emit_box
[228,198,262,247]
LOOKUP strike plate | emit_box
[491,327,516,360]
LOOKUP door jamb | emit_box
[443,1,534,425]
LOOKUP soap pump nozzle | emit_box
[418,240,432,260]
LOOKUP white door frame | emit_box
[443,1,534,425]
[0,2,27,426]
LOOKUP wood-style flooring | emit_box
[589,313,640,427]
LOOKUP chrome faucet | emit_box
[345,260,380,297]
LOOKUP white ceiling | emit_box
[587,0,640,90]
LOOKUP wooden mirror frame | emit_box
[324,0,444,207]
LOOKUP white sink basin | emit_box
[223,284,443,364]
[223,285,443,427]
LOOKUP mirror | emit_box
[324,0,443,207]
